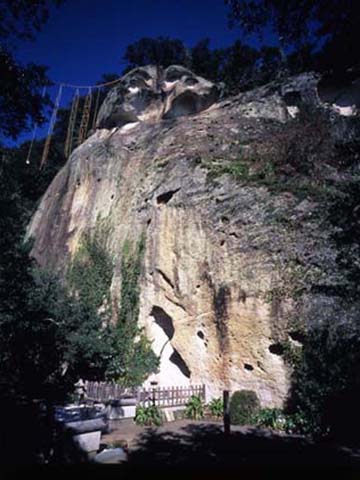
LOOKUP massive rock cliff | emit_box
[28,65,360,406]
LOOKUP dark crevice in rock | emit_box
[150,305,174,340]
[197,330,205,340]
[156,268,175,289]
[269,343,284,355]
[164,294,187,312]
[289,330,306,344]
[244,363,254,371]
[238,289,247,303]
[169,348,191,378]
[283,91,302,106]
[213,284,231,352]
[156,188,180,205]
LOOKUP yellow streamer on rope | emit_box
[40,84,63,170]
[25,74,124,167]
[25,86,47,165]
[92,88,101,130]
[77,88,92,146]
[64,88,80,158]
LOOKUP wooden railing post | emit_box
[223,390,231,436]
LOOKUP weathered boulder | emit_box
[28,68,359,407]
[96,65,222,129]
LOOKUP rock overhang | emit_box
[96,64,223,129]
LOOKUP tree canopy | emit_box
[225,0,360,73]
[0,0,62,141]
[124,36,188,70]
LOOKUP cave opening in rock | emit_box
[269,343,284,355]
[289,330,306,344]
[283,91,302,106]
[244,363,254,371]
[156,188,180,205]
[197,330,205,340]
[169,348,191,378]
[163,91,199,119]
[150,305,174,340]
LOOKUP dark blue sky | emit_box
[14,0,266,146]
[17,0,241,87]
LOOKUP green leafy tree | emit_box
[225,0,359,74]
[0,0,63,141]
[287,322,360,441]
[189,38,225,82]
[123,36,187,70]
[68,232,158,387]
[221,40,259,92]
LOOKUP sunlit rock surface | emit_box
[28,68,359,406]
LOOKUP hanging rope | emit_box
[40,84,63,169]
[92,87,101,130]
[25,86,47,165]
[77,88,92,146]
[25,74,124,168]
[64,88,80,158]
[53,75,123,90]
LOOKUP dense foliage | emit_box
[225,0,359,74]
[69,231,158,387]
[185,394,205,420]
[134,405,163,427]
[124,37,188,71]
[0,0,63,141]
[207,397,224,419]
[122,36,281,94]
[287,322,360,441]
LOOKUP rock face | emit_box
[96,65,222,129]
[28,67,359,406]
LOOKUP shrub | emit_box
[229,390,260,425]
[253,409,313,435]
[283,412,313,435]
[134,405,162,427]
[207,397,223,418]
[253,408,285,430]
[185,395,204,420]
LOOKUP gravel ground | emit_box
[100,418,360,470]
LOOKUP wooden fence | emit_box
[84,381,138,402]
[84,381,205,408]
